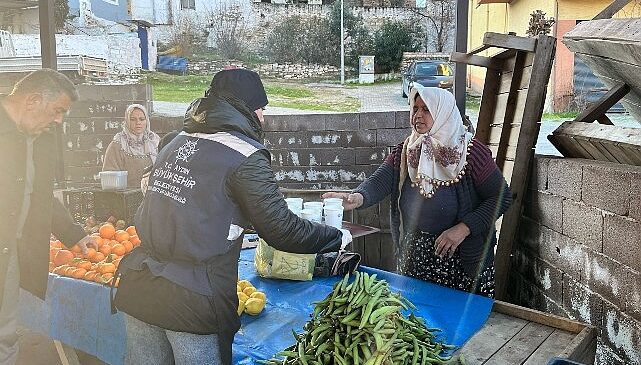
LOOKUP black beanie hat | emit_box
[208,69,268,111]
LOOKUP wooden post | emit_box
[454,0,469,118]
[54,340,81,365]
[573,83,629,124]
[593,0,633,20]
[494,35,557,301]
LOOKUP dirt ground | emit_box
[17,327,106,365]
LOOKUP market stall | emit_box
[20,248,493,365]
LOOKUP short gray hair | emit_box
[11,68,79,101]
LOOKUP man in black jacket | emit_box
[0,69,98,364]
[115,69,351,364]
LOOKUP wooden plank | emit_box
[593,0,634,19]
[491,90,528,126]
[457,312,529,364]
[468,43,492,55]
[495,34,556,300]
[547,134,581,158]
[502,160,514,185]
[596,114,614,125]
[523,329,577,365]
[587,138,623,162]
[483,32,537,53]
[496,52,527,169]
[493,300,589,333]
[574,137,610,160]
[450,52,505,70]
[573,83,630,123]
[489,144,517,160]
[488,125,521,146]
[485,322,556,365]
[476,68,503,144]
[499,65,532,94]
[54,341,81,365]
[564,18,641,47]
[560,326,598,364]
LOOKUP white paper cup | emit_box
[285,197,303,211]
[323,206,343,228]
[301,208,322,223]
[304,202,324,212]
[323,197,343,208]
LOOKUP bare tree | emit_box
[410,0,456,52]
[205,4,249,59]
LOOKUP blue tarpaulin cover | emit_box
[20,249,493,365]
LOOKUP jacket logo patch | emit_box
[174,139,199,163]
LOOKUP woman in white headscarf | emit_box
[103,104,160,188]
[323,85,512,297]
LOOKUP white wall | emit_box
[11,33,143,74]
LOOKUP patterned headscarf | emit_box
[400,85,474,198]
[112,104,161,163]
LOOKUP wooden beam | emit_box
[54,341,81,365]
[560,326,598,364]
[496,51,527,169]
[483,32,537,53]
[495,35,556,301]
[468,43,491,55]
[574,83,629,123]
[493,301,592,334]
[450,52,504,70]
[475,68,502,144]
[454,0,469,118]
[593,0,633,19]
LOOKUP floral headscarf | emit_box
[112,104,161,163]
[400,85,474,198]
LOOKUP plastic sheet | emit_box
[20,249,493,365]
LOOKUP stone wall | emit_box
[189,60,341,79]
[511,156,641,364]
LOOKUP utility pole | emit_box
[340,0,345,84]
[454,0,469,117]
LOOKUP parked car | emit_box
[401,60,454,99]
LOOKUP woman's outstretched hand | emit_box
[321,192,364,211]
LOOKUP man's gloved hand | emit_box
[339,228,353,250]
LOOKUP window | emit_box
[181,0,195,10]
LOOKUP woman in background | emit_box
[103,104,160,188]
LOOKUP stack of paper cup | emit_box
[323,206,343,229]
[285,197,303,216]
[301,208,322,223]
[323,197,343,209]
[304,201,323,215]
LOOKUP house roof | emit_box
[0,0,38,10]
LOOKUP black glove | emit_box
[314,250,361,277]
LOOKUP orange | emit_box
[84,248,97,261]
[93,236,104,247]
[111,244,126,256]
[63,267,76,276]
[53,265,69,275]
[101,273,114,284]
[70,245,82,254]
[94,274,104,283]
[99,244,112,256]
[125,226,137,237]
[129,235,141,246]
[49,247,61,262]
[114,230,130,243]
[50,240,64,249]
[49,262,56,272]
[84,271,98,281]
[98,263,116,274]
[91,252,105,263]
[72,268,87,279]
[76,260,92,271]
[122,240,133,253]
[99,224,115,240]
[53,250,74,266]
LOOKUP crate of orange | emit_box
[49,223,140,287]
[92,189,143,228]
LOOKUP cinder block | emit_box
[562,200,603,252]
[355,204,380,228]
[394,110,410,128]
[582,251,633,309]
[631,173,641,221]
[64,166,101,184]
[263,114,326,132]
[524,190,563,232]
[151,116,182,133]
[263,132,307,149]
[539,225,587,280]
[582,164,630,215]
[625,271,641,322]
[325,113,359,131]
[378,198,391,230]
[603,214,641,272]
[92,118,124,133]
[596,341,625,365]
[307,148,355,166]
[355,147,388,165]
[563,276,604,326]
[64,135,104,151]
[345,130,377,148]
[269,149,310,167]
[64,118,95,134]
[600,301,641,364]
[548,158,582,200]
[529,156,550,191]
[376,128,410,147]
[359,111,395,129]
[306,131,348,148]
[63,150,100,167]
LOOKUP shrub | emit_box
[374,21,421,73]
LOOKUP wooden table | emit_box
[458,301,596,365]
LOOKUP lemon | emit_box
[237,292,249,303]
[237,298,245,316]
[243,286,256,296]
[237,280,252,291]
[244,298,265,315]
[236,284,242,293]
[250,291,266,301]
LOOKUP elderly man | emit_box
[0,69,97,364]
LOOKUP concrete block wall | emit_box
[62,84,180,186]
[511,156,641,364]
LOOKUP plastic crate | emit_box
[62,187,95,224]
[92,188,143,226]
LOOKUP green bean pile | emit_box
[258,271,466,365]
